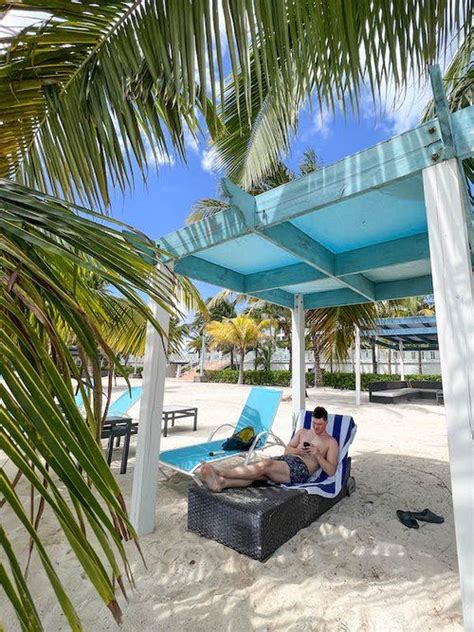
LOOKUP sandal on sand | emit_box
[396,510,419,529]
[410,508,444,524]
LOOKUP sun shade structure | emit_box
[365,316,438,350]
[131,67,474,627]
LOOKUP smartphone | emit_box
[303,441,311,447]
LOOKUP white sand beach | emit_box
[1,380,462,631]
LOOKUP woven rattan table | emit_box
[188,459,353,561]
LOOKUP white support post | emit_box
[399,341,405,381]
[355,325,361,406]
[130,266,171,535]
[423,159,474,629]
[292,294,306,421]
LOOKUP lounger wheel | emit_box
[346,477,356,496]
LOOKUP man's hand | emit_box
[302,444,321,459]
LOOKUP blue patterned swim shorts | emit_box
[272,455,310,484]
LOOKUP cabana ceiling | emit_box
[159,106,473,309]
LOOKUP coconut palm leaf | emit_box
[423,31,473,119]
[185,198,230,225]
[0,179,184,630]
[210,1,470,187]
[306,303,379,363]
[1,1,469,204]
[99,295,193,358]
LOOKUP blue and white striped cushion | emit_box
[282,411,357,497]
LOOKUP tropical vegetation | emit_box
[205,315,273,384]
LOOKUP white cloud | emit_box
[360,77,432,136]
[144,140,175,167]
[183,127,200,153]
[201,146,222,174]
[313,107,333,139]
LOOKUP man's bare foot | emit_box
[199,464,224,492]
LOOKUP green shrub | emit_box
[204,369,440,389]
[322,372,441,391]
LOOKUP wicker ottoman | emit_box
[188,460,353,561]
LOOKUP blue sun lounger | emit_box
[159,387,284,480]
[107,386,143,417]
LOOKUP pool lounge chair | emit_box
[106,386,143,418]
[281,409,357,497]
[159,386,284,481]
[187,409,357,561]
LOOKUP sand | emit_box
[1,380,463,631]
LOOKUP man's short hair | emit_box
[312,406,328,421]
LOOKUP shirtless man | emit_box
[199,406,339,492]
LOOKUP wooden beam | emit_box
[249,288,294,308]
[452,106,474,159]
[429,65,455,158]
[335,233,430,276]
[304,289,369,309]
[255,121,446,227]
[260,222,375,300]
[175,256,245,292]
[374,275,433,300]
[159,207,248,258]
[364,327,438,337]
[244,262,326,292]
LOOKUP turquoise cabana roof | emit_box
[159,73,473,310]
[364,316,438,351]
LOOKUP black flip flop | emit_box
[410,508,444,524]
[396,510,419,529]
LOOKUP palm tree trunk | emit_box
[418,350,423,375]
[238,348,245,384]
[311,332,323,387]
[230,347,234,370]
[371,341,378,374]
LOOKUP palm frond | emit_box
[211,0,470,187]
[185,198,230,225]
[0,178,181,628]
[306,303,379,363]
[423,31,473,120]
[1,1,468,204]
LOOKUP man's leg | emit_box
[200,459,291,492]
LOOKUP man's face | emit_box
[312,416,327,435]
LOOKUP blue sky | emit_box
[109,83,432,301]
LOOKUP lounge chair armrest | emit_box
[244,430,286,464]
[207,423,235,442]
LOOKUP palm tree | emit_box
[306,303,380,386]
[206,315,272,384]
[2,3,465,203]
